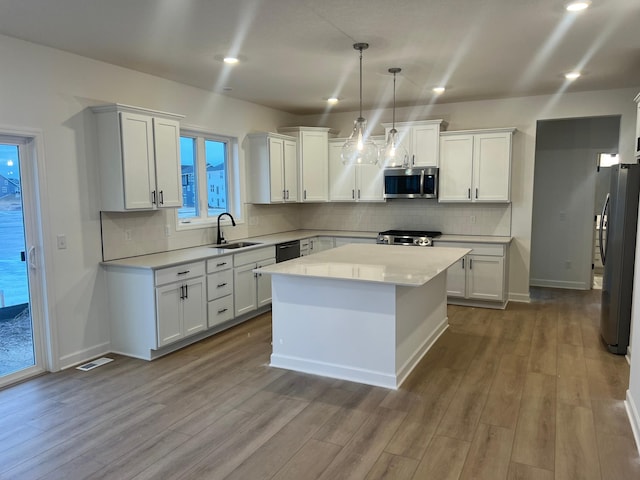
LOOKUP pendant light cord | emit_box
[359,46,363,119]
[392,71,396,129]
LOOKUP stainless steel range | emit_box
[376,229,442,247]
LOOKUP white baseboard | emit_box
[625,389,640,456]
[509,292,531,303]
[58,342,111,370]
[530,278,589,290]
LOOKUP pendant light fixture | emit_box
[381,67,409,167]
[341,42,379,166]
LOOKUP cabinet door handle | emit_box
[159,190,164,205]
[177,270,190,275]
[462,258,465,269]
[412,154,415,166]
[304,190,307,200]
[283,189,286,199]
[352,189,355,199]
[152,190,157,204]
[217,308,228,314]
[357,189,361,199]
[467,188,471,199]
[469,259,473,270]
[179,285,184,299]
[184,284,188,298]
[475,188,478,199]
[286,190,289,199]
[217,282,227,288]
[216,262,227,267]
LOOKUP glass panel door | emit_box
[0,143,35,377]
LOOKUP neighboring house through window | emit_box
[178,129,237,228]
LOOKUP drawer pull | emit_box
[216,262,227,267]
[177,270,190,275]
[217,282,227,288]
[217,308,228,314]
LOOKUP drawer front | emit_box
[208,295,234,328]
[434,242,505,257]
[207,269,233,301]
[233,246,276,266]
[206,256,233,273]
[155,261,205,286]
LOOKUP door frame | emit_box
[0,125,58,387]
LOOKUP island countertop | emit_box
[258,243,470,287]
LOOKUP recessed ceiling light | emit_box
[566,1,591,12]
[223,57,239,64]
[327,97,339,105]
[433,87,446,94]
[565,71,581,80]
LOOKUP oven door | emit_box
[383,168,423,199]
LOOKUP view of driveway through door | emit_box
[0,139,40,383]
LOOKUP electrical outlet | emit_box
[56,234,67,250]
[124,229,132,241]
[164,224,171,237]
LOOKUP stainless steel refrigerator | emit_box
[600,163,640,354]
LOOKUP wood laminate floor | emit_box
[1,287,639,479]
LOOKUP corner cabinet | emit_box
[278,126,333,202]
[439,128,516,203]
[434,241,509,309]
[247,132,298,203]
[91,104,184,211]
[381,120,445,167]
[328,137,385,202]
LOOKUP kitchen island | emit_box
[258,243,470,389]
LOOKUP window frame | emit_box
[176,127,240,231]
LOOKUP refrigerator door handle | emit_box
[600,193,610,266]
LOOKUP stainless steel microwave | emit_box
[383,167,438,199]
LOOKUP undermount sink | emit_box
[212,241,261,250]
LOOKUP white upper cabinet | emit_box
[278,126,333,202]
[439,128,516,203]
[328,137,385,202]
[381,120,445,167]
[91,104,183,211]
[247,132,298,203]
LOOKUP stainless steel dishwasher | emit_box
[275,240,301,263]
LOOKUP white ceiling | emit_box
[1,0,638,115]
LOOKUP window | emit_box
[178,130,236,227]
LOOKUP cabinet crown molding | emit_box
[90,103,184,119]
[381,119,447,129]
[440,127,517,136]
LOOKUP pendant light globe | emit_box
[341,43,379,166]
[382,67,409,167]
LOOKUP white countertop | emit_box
[258,244,470,286]
[101,229,509,270]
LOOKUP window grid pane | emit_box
[205,139,228,218]
[178,137,197,219]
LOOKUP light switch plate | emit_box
[56,234,67,249]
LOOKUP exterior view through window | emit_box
[178,134,229,223]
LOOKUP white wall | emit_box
[530,116,620,289]
[301,89,639,302]
[0,34,296,369]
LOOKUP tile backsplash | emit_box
[101,201,510,261]
[298,201,511,236]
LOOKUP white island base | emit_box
[269,271,449,390]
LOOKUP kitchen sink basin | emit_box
[212,241,261,250]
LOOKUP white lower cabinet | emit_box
[206,256,234,328]
[233,246,276,316]
[435,242,508,308]
[155,262,206,348]
[310,236,335,254]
